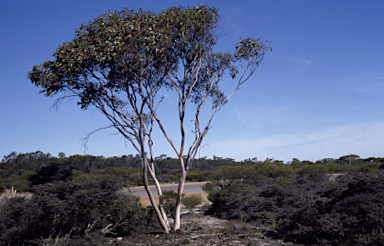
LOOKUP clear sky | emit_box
[1,0,383,162]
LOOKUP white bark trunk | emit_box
[152,176,170,228]
[143,157,170,233]
[173,173,186,231]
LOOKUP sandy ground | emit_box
[117,202,301,246]
[139,191,209,207]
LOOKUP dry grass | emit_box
[0,189,32,198]
[139,191,208,207]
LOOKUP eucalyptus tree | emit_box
[29,5,269,232]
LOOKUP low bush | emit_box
[296,164,328,183]
[0,169,9,179]
[31,235,108,246]
[0,183,5,194]
[162,190,179,220]
[327,163,356,174]
[18,171,37,180]
[183,194,203,209]
[253,162,295,179]
[12,180,30,192]
[0,177,13,183]
[210,165,249,181]
[359,162,380,173]
[0,177,159,246]
[71,169,84,177]
[28,162,72,186]
[170,174,180,182]
[9,173,18,180]
[186,171,206,182]
[207,172,384,245]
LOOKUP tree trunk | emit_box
[173,172,186,231]
[152,176,170,228]
[142,157,170,233]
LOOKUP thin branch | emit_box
[81,125,118,153]
[50,95,78,111]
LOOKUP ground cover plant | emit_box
[1,151,384,244]
[0,177,160,246]
[205,171,384,245]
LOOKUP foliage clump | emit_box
[28,162,72,186]
[206,172,384,245]
[0,178,159,246]
[0,183,5,194]
[183,194,203,210]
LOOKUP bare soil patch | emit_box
[115,202,301,246]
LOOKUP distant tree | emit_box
[339,154,360,165]
[155,154,167,160]
[58,152,66,158]
[29,5,268,232]
[290,158,300,165]
[1,151,53,176]
[1,151,17,164]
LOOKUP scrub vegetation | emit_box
[1,151,384,245]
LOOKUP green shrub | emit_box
[162,190,179,220]
[296,164,328,183]
[18,171,37,180]
[169,169,181,176]
[0,183,5,194]
[182,194,203,209]
[0,169,9,179]
[0,178,159,245]
[74,173,108,181]
[210,165,248,181]
[254,163,295,178]
[359,163,380,173]
[207,180,250,220]
[327,164,355,173]
[72,169,84,177]
[186,172,206,182]
[202,181,216,192]
[9,173,19,180]
[0,177,13,183]
[128,173,144,186]
[169,174,180,182]
[159,168,170,174]
[28,162,72,185]
[13,180,30,192]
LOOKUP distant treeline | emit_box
[1,151,384,192]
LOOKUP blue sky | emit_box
[1,0,383,162]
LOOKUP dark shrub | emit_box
[0,177,159,246]
[183,194,203,209]
[162,190,179,220]
[18,171,37,180]
[30,235,108,246]
[0,169,9,179]
[207,172,384,245]
[12,180,30,192]
[186,171,206,182]
[0,183,5,194]
[254,162,295,178]
[359,162,380,173]
[296,164,328,183]
[28,162,72,185]
[206,180,251,220]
